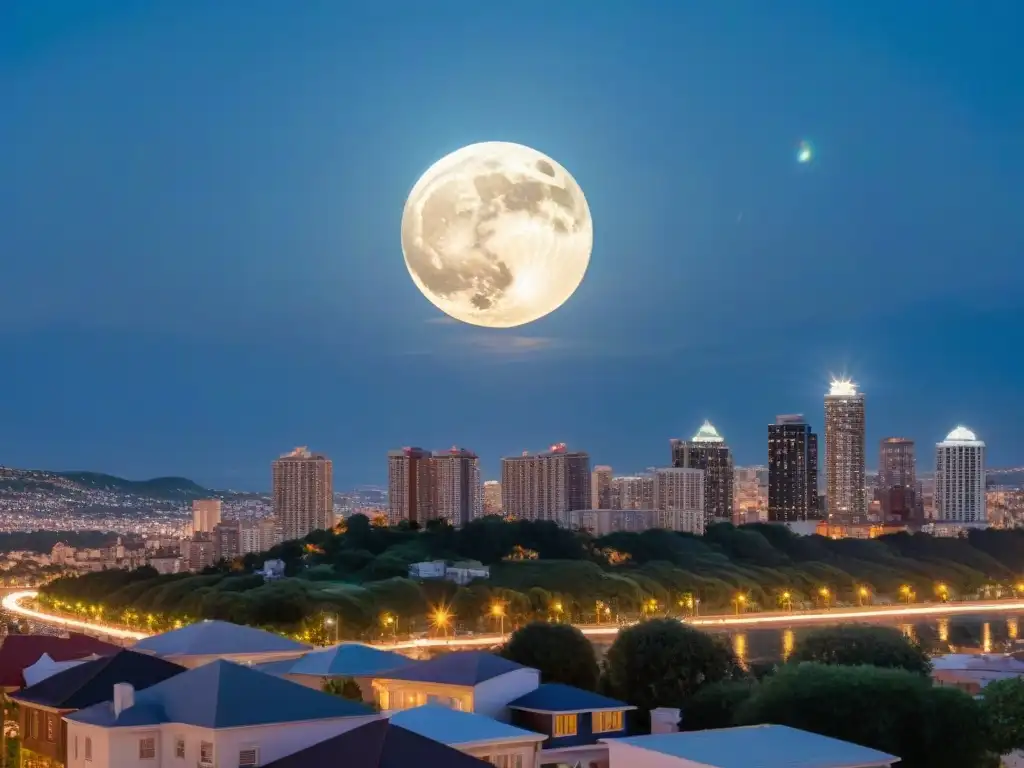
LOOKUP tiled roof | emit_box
[131,620,310,656]
[390,704,545,747]
[261,718,493,768]
[67,659,372,728]
[378,652,529,686]
[11,650,184,709]
[281,644,413,677]
[508,683,634,713]
[608,725,899,768]
[0,634,120,689]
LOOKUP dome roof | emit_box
[692,420,724,443]
[944,425,978,442]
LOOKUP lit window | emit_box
[85,737,93,762]
[139,737,156,760]
[553,714,577,737]
[46,716,55,741]
[593,710,624,733]
[200,741,214,765]
[175,738,185,759]
[239,747,259,767]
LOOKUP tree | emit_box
[789,624,932,675]
[603,619,739,717]
[500,622,599,691]
[322,677,363,702]
[981,676,1024,755]
[680,679,757,732]
[735,662,989,768]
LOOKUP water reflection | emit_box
[1008,617,1018,640]
[782,629,795,661]
[733,633,748,669]
[898,623,917,644]
[983,622,992,653]
[938,617,949,643]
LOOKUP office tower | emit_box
[431,447,481,527]
[501,443,591,524]
[670,421,734,525]
[767,415,819,523]
[653,467,705,534]
[192,499,222,534]
[824,379,866,524]
[734,466,768,524]
[185,538,215,572]
[272,446,334,542]
[387,447,433,525]
[591,466,613,510]
[213,520,241,562]
[238,520,263,555]
[610,475,655,510]
[935,426,987,526]
[483,480,503,516]
[877,437,919,523]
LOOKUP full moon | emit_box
[401,141,593,328]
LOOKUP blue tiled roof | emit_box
[289,644,413,677]
[68,660,373,729]
[390,705,545,747]
[379,652,529,686]
[508,683,634,713]
[132,620,310,656]
[609,725,899,768]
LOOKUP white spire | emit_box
[691,420,724,443]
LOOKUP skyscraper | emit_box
[824,379,866,524]
[272,447,334,541]
[591,466,613,510]
[670,421,734,525]
[653,467,705,534]
[767,415,819,523]
[877,438,919,523]
[935,426,987,526]
[192,499,222,534]
[482,480,503,516]
[610,475,655,510]
[387,447,433,525]
[431,447,481,527]
[501,443,591,524]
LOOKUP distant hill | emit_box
[53,471,210,500]
[0,466,214,503]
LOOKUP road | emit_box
[7,589,1024,651]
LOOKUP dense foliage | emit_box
[500,622,599,691]
[37,516,1024,640]
[789,624,933,674]
[980,677,1024,755]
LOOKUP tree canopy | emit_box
[500,622,599,691]
[980,676,1024,755]
[789,624,932,675]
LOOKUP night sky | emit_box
[2,1,1022,489]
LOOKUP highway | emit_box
[6,589,1024,651]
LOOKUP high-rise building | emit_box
[192,500,222,534]
[213,520,241,562]
[591,466,613,510]
[733,466,768,524]
[653,467,705,534]
[501,443,591,525]
[935,426,987,526]
[272,446,334,542]
[610,475,655,510]
[767,415,819,523]
[824,379,866,524]
[670,421,734,525]
[483,480,503,516]
[431,447,481,527]
[877,438,919,523]
[387,447,433,525]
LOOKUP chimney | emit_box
[650,707,680,734]
[113,683,135,717]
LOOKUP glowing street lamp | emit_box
[733,594,747,616]
[857,586,871,606]
[899,584,914,604]
[819,587,831,609]
[432,607,452,639]
[551,601,563,622]
[936,582,949,602]
[780,591,793,612]
[490,603,505,636]
[322,612,340,645]
[381,612,397,640]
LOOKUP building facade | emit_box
[653,467,705,534]
[430,448,481,527]
[767,415,819,523]
[824,379,866,524]
[935,426,987,526]
[877,438,920,523]
[191,500,222,535]
[590,466,613,510]
[482,480,502,516]
[501,444,591,525]
[670,421,734,524]
[610,475,655,510]
[272,447,334,542]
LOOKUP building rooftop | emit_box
[11,650,184,710]
[131,619,310,657]
[261,643,413,678]
[691,421,725,443]
[827,379,859,398]
[390,704,545,747]
[67,659,372,728]
[0,634,120,689]
[378,651,529,687]
[607,725,899,768]
[508,683,634,714]
[941,426,982,445]
[260,718,492,768]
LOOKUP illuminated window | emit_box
[175,738,185,759]
[139,737,156,760]
[593,710,624,733]
[200,741,214,766]
[85,737,93,762]
[238,747,259,767]
[553,714,577,737]
[46,715,55,741]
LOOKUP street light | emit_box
[936,582,949,603]
[490,603,505,636]
[733,594,747,616]
[857,586,870,606]
[551,601,563,623]
[381,612,397,641]
[819,587,831,610]
[322,612,340,645]
[899,584,913,604]
[780,591,793,612]
[432,606,452,639]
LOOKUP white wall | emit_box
[605,741,688,768]
[463,739,541,768]
[473,668,541,722]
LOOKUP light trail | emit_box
[2,591,149,641]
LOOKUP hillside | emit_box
[53,471,209,500]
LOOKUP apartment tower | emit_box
[271,447,334,542]
[670,421,734,525]
[610,475,655,510]
[192,499,222,534]
[935,426,987,526]
[501,443,591,524]
[824,379,866,524]
[431,447,481,527]
[482,480,503,516]
[767,415,819,523]
[591,466,613,510]
[877,437,919,523]
[653,467,705,535]
[387,447,433,525]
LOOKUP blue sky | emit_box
[1,1,1022,489]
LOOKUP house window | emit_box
[238,747,259,767]
[378,689,390,710]
[175,738,186,759]
[85,737,93,762]
[200,741,215,766]
[593,710,624,733]
[488,756,523,768]
[46,715,55,741]
[139,737,156,760]
[553,714,578,737]
[30,710,40,739]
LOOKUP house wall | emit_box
[373,680,473,713]
[19,703,67,763]
[160,651,307,669]
[473,669,541,722]
[511,709,628,749]
[462,739,540,768]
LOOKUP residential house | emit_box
[260,718,493,768]
[0,635,120,692]
[64,660,379,768]
[601,725,900,768]
[372,652,540,721]
[391,704,545,768]
[508,683,634,768]
[256,643,413,701]
[931,653,1024,695]
[130,620,310,668]
[10,650,185,768]
[23,655,102,688]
